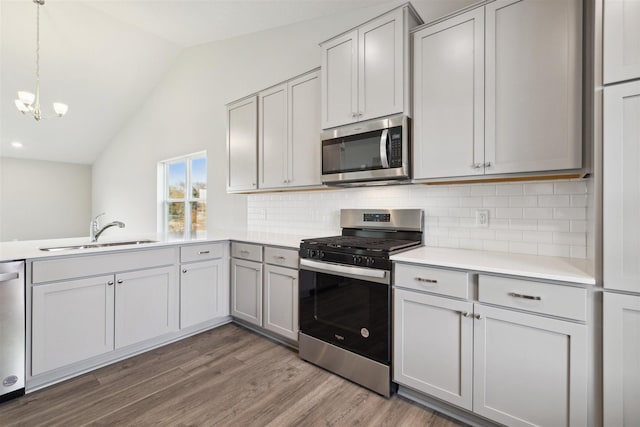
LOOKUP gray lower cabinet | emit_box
[394,265,588,426]
[231,242,299,342]
[31,264,179,375]
[603,292,640,426]
[263,264,298,341]
[180,242,229,329]
[230,258,263,326]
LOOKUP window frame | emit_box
[158,151,207,238]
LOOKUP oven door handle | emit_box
[300,259,390,285]
[379,129,390,168]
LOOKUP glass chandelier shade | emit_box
[14,0,68,121]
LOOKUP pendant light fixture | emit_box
[14,0,68,121]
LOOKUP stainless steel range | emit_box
[298,209,423,397]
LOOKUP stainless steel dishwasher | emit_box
[0,261,25,402]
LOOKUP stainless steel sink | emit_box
[39,240,157,252]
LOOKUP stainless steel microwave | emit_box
[321,114,410,186]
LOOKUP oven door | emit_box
[299,259,391,364]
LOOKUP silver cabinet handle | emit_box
[182,269,188,274]
[107,280,114,286]
[117,279,124,284]
[198,250,210,255]
[459,311,471,318]
[508,292,542,301]
[351,112,357,118]
[0,272,19,281]
[472,163,483,169]
[240,250,250,256]
[474,314,482,320]
[484,161,492,168]
[275,256,286,260]
[415,277,437,284]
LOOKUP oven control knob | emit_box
[318,251,324,259]
[353,256,363,265]
[310,250,317,258]
[366,257,375,266]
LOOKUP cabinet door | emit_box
[473,304,587,427]
[412,7,484,180]
[263,264,298,341]
[263,265,298,341]
[603,292,640,426]
[485,0,582,174]
[227,96,257,192]
[358,7,404,122]
[321,30,358,129]
[115,266,178,349]
[604,0,640,84]
[259,84,288,189]
[603,81,640,293]
[32,275,115,375]
[393,289,473,410]
[180,259,228,329]
[231,258,263,326]
[288,70,321,187]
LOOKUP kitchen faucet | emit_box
[90,213,125,242]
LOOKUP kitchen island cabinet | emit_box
[412,0,583,181]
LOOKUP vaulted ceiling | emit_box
[0,0,392,164]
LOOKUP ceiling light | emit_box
[11,142,24,149]
[14,0,68,121]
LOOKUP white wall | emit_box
[91,0,477,234]
[0,157,91,241]
[248,179,590,259]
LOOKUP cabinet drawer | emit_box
[32,248,178,284]
[264,246,298,269]
[478,275,587,322]
[231,242,262,262]
[394,263,470,299]
[180,242,225,263]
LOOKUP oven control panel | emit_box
[300,246,391,270]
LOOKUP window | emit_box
[159,152,207,239]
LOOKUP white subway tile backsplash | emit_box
[524,182,554,195]
[247,179,590,259]
[554,207,587,220]
[523,208,554,219]
[538,195,571,208]
[509,196,538,207]
[554,181,587,194]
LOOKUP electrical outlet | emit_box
[476,210,489,228]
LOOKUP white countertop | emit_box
[391,246,596,285]
[0,229,321,262]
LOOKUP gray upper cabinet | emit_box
[320,5,421,130]
[413,7,484,180]
[413,0,582,180]
[485,0,582,175]
[227,96,258,192]
[604,0,640,84]
[259,70,321,190]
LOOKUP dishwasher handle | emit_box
[0,272,19,282]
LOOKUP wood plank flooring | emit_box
[0,324,466,426]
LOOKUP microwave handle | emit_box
[379,129,390,168]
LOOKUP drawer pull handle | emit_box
[415,277,437,284]
[460,311,471,318]
[275,256,286,260]
[107,280,114,286]
[508,292,542,301]
[117,279,124,284]
[474,314,482,320]
[182,269,188,274]
[240,250,250,256]
[198,250,210,255]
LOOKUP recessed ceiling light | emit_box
[11,141,24,149]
